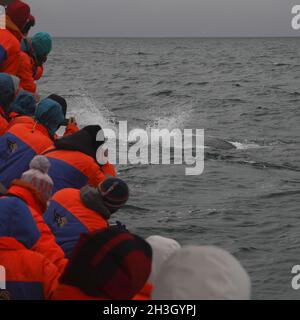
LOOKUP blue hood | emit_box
[9,91,37,117]
[35,98,65,136]
[0,197,40,249]
[0,73,18,110]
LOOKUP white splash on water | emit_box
[230,141,262,150]
[65,93,117,131]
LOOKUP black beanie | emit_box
[47,94,67,117]
[98,178,129,214]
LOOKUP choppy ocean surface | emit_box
[38,38,300,299]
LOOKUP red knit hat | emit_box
[6,0,30,31]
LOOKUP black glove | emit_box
[115,221,128,232]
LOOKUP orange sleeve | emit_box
[101,162,116,177]
[34,65,44,81]
[63,122,80,137]
[88,161,107,187]
[17,52,37,94]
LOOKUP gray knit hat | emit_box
[21,156,54,201]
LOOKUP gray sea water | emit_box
[39,38,300,299]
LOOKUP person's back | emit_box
[0,98,64,188]
[0,1,30,75]
[0,28,21,75]
[0,238,59,300]
[0,197,59,300]
[44,125,116,193]
[0,118,52,187]
[4,156,68,270]
[44,188,109,258]
[18,33,53,94]
[44,178,129,258]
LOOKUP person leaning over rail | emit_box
[44,177,129,258]
[0,97,64,188]
[2,155,67,270]
[43,125,116,193]
[0,193,60,300]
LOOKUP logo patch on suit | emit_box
[7,139,18,154]
[54,211,68,228]
[0,289,11,300]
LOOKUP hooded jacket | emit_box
[0,16,24,75]
[152,246,251,300]
[44,188,109,258]
[17,51,37,93]
[43,128,116,193]
[0,238,59,300]
[0,99,64,188]
[7,90,36,126]
[17,35,51,94]
[0,117,53,188]
[5,180,67,270]
[0,196,60,300]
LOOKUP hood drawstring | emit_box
[31,120,38,133]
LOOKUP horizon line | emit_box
[51,35,300,39]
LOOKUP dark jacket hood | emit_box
[54,126,104,160]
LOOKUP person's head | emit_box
[35,98,65,137]
[80,178,129,217]
[60,227,152,300]
[0,0,16,6]
[54,125,105,159]
[31,32,52,65]
[22,14,35,36]
[6,0,30,31]
[9,90,36,117]
[0,73,20,111]
[146,236,181,284]
[46,94,67,121]
[153,246,251,300]
[20,155,54,203]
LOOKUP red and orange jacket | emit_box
[0,107,8,136]
[0,237,59,300]
[0,16,23,76]
[17,51,37,94]
[0,117,54,188]
[44,149,116,194]
[34,65,44,80]
[44,188,109,258]
[0,194,60,300]
[6,181,68,270]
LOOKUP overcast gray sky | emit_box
[26,0,298,37]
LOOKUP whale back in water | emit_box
[205,137,236,150]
